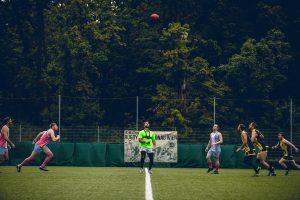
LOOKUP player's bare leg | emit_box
[17,151,39,172]
[291,160,300,169]
[213,157,220,174]
[278,158,290,175]
[258,152,275,176]
[39,147,53,171]
[206,155,213,173]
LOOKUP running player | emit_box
[249,122,276,176]
[272,132,300,175]
[205,124,223,174]
[138,121,156,174]
[236,124,260,176]
[16,123,60,172]
[0,117,15,169]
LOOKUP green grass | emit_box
[0,167,300,200]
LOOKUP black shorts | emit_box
[282,155,294,161]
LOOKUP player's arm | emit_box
[151,133,156,147]
[205,139,210,152]
[1,126,15,148]
[138,131,145,143]
[272,142,280,149]
[237,132,248,152]
[33,132,44,144]
[283,139,299,152]
[49,130,60,141]
[214,132,223,145]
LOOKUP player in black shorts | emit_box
[249,122,276,176]
[272,132,300,175]
[236,124,260,176]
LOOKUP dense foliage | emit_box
[0,0,299,130]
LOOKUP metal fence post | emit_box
[290,98,293,153]
[19,124,22,142]
[213,97,216,125]
[136,96,139,131]
[97,126,100,143]
[58,94,61,140]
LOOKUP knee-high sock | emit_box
[40,151,53,168]
[19,155,35,167]
[140,151,146,169]
[148,153,154,170]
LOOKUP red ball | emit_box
[150,13,159,20]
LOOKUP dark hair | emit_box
[0,116,11,130]
[238,124,245,131]
[250,122,257,129]
[278,132,285,137]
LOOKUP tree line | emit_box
[0,0,299,131]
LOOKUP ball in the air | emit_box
[151,13,159,20]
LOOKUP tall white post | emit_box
[59,94,61,139]
[136,96,139,131]
[19,124,22,142]
[290,98,293,153]
[213,97,216,125]
[97,125,100,143]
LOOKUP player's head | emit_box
[249,122,257,130]
[143,121,150,129]
[237,124,245,132]
[1,116,13,128]
[49,123,58,131]
[278,132,285,140]
[212,124,218,132]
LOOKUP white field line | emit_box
[145,168,154,200]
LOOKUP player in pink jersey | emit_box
[17,123,60,172]
[0,117,16,170]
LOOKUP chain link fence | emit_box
[2,96,300,160]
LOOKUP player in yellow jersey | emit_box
[236,124,260,176]
[249,122,276,176]
[272,132,300,175]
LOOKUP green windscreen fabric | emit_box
[9,142,36,165]
[174,144,205,168]
[9,142,256,168]
[47,143,74,166]
[220,145,237,168]
[106,144,124,167]
[235,150,248,168]
[73,143,106,166]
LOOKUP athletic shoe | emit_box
[268,171,276,176]
[39,167,49,171]
[254,166,261,176]
[16,165,21,173]
[271,172,276,176]
[139,168,144,174]
[207,168,214,173]
[212,171,219,174]
[285,170,290,176]
[148,170,153,174]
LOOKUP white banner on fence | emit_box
[124,130,177,163]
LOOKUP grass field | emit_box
[0,167,300,200]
